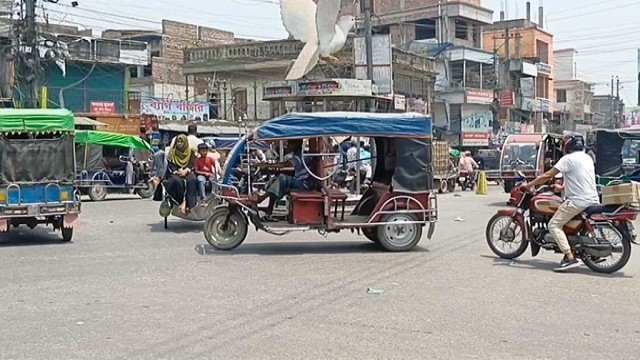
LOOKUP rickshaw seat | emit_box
[325,188,348,201]
[289,191,323,201]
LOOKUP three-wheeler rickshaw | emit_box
[203,112,438,252]
[586,128,640,191]
[75,130,155,201]
[0,109,81,241]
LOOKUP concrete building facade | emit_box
[103,20,235,102]
[551,48,594,133]
[483,13,554,134]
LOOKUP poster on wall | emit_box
[141,98,210,121]
[461,110,493,133]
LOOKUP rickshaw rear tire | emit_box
[204,207,248,251]
[88,184,107,201]
[61,227,73,242]
[362,228,380,243]
[376,213,423,252]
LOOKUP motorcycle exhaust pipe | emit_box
[577,243,619,258]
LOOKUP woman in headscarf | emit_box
[162,134,199,214]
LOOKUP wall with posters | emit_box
[141,98,211,121]
[461,104,493,133]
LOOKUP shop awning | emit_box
[75,117,108,128]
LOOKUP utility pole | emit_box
[363,0,375,113]
[21,0,40,108]
[616,76,620,128]
[610,76,615,129]
[253,79,258,122]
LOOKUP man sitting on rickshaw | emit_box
[249,139,315,220]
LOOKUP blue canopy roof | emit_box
[201,136,271,150]
[251,112,432,140]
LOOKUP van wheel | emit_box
[88,184,107,201]
[376,214,422,251]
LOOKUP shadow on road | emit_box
[81,196,145,203]
[0,227,69,247]
[487,201,509,207]
[195,241,429,256]
[147,221,203,234]
[483,255,633,278]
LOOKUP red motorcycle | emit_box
[486,171,638,274]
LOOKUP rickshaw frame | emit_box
[587,128,640,192]
[0,108,81,241]
[205,112,438,251]
[75,130,155,201]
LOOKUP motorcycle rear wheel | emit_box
[582,223,632,274]
[486,214,528,259]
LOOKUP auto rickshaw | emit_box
[75,130,155,201]
[587,128,640,191]
[0,109,81,241]
[203,112,438,252]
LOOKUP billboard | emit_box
[354,34,393,95]
[141,98,210,121]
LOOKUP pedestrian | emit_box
[194,143,216,201]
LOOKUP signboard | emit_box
[95,117,141,136]
[296,79,372,97]
[354,34,393,95]
[465,90,494,105]
[263,83,295,99]
[90,101,116,114]
[141,98,209,121]
[521,97,539,112]
[539,98,551,113]
[522,61,538,77]
[520,78,535,98]
[537,62,552,76]
[462,132,490,147]
[500,91,514,106]
[461,108,493,133]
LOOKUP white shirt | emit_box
[553,151,599,207]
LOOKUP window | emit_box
[536,40,549,64]
[455,19,468,40]
[536,77,549,99]
[556,89,567,103]
[414,19,436,40]
[232,88,248,121]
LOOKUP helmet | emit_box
[205,138,216,150]
[562,134,585,154]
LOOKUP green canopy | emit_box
[0,108,75,133]
[75,130,152,151]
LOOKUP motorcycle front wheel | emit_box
[486,214,528,259]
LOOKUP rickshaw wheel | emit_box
[61,227,73,242]
[88,184,107,201]
[438,180,447,194]
[137,182,156,199]
[362,228,379,243]
[204,207,248,250]
[376,213,422,252]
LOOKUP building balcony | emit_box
[40,33,149,66]
[183,37,435,76]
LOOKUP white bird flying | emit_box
[279,0,355,80]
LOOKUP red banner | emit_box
[90,101,116,114]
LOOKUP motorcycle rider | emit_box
[458,151,479,183]
[523,135,599,272]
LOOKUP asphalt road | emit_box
[1,187,640,360]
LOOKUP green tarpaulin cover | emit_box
[0,108,75,132]
[75,130,151,151]
[449,148,461,158]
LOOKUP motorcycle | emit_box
[486,171,638,274]
[457,171,475,191]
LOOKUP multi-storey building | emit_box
[483,3,553,134]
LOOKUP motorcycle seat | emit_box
[584,204,619,215]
